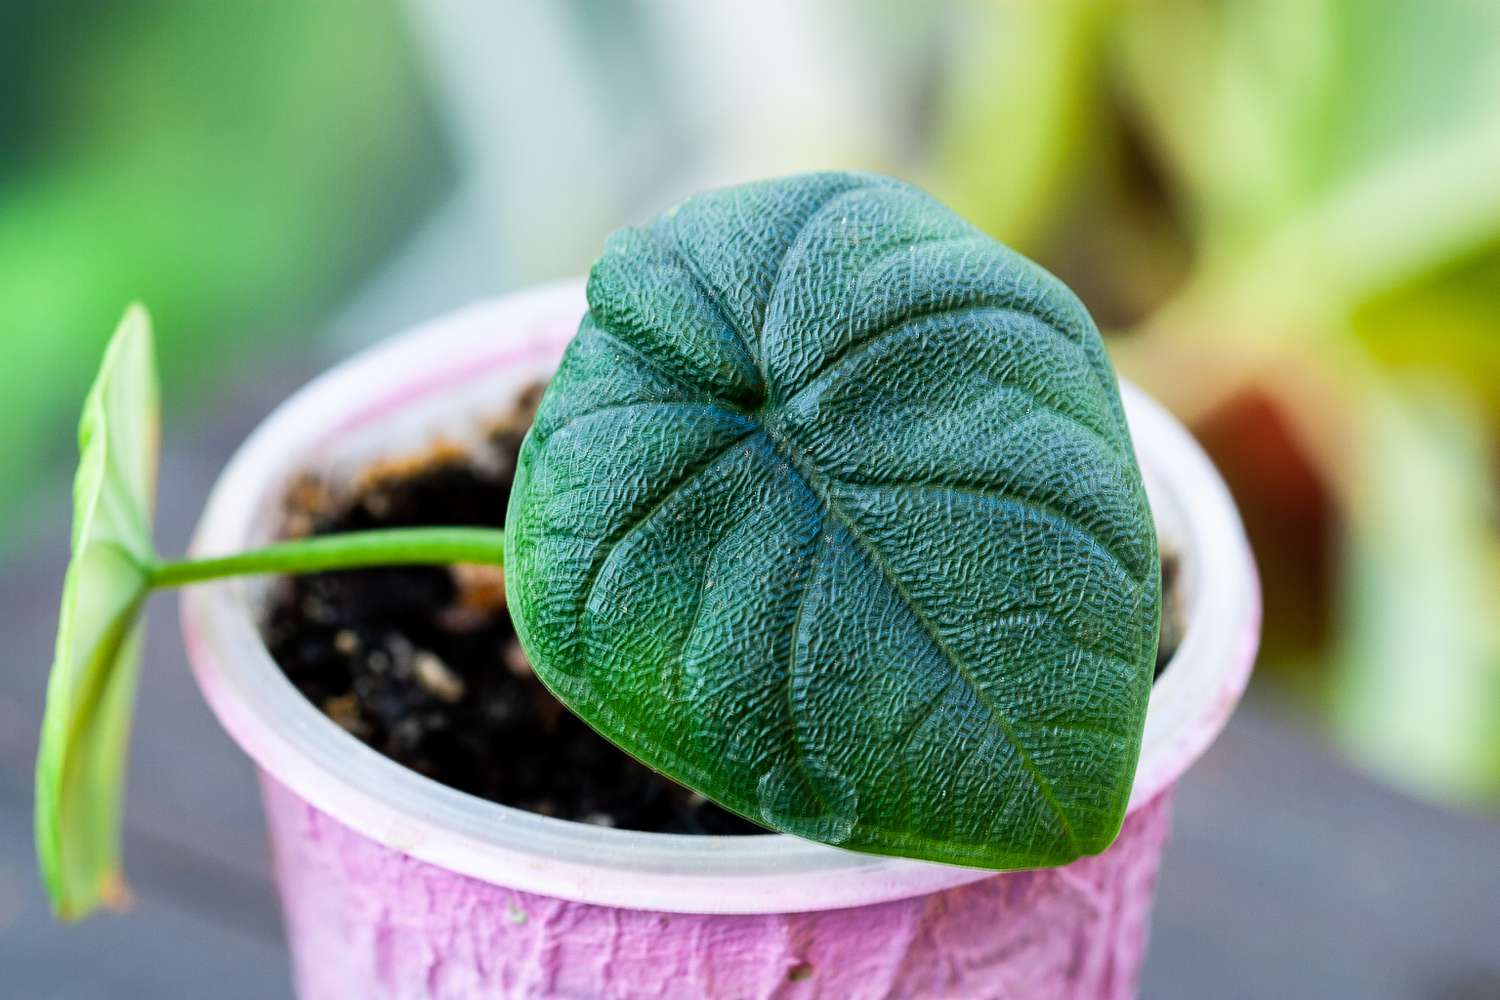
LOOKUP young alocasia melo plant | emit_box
[37,172,1159,918]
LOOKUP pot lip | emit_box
[182,279,1260,915]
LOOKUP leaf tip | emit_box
[49,872,132,923]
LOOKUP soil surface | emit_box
[263,387,1182,835]
[264,386,764,834]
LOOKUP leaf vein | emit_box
[819,491,1081,854]
[781,523,835,819]
[763,427,1082,854]
[578,427,760,632]
[786,302,1101,417]
[534,399,732,450]
[762,183,883,363]
[589,324,730,410]
[657,226,763,391]
[833,477,1146,589]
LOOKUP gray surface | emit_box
[1142,707,1500,1000]
[2,364,1499,999]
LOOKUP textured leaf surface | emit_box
[507,173,1159,867]
[35,305,158,918]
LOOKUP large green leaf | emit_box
[35,305,159,919]
[507,173,1160,867]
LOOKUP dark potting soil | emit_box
[263,386,1184,836]
[1156,548,1183,678]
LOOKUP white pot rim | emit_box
[182,279,1260,915]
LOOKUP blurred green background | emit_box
[0,0,450,545]
[3,0,1496,814]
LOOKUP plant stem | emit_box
[148,527,506,589]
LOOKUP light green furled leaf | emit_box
[1331,376,1500,804]
[506,173,1160,868]
[35,305,159,919]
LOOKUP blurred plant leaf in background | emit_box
[1119,0,1500,332]
[1332,376,1500,805]
[5,0,1496,810]
[0,0,449,552]
[928,0,1191,331]
[1353,245,1500,423]
[1107,0,1500,803]
[930,0,1113,252]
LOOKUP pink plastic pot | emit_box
[182,282,1259,999]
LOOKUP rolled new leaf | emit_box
[507,172,1161,868]
[33,308,517,920]
[35,305,159,918]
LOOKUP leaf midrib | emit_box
[757,419,1083,854]
[571,309,1091,850]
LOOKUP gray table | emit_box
[3,367,1497,999]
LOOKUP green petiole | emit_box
[148,526,507,589]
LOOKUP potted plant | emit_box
[37,173,1259,998]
